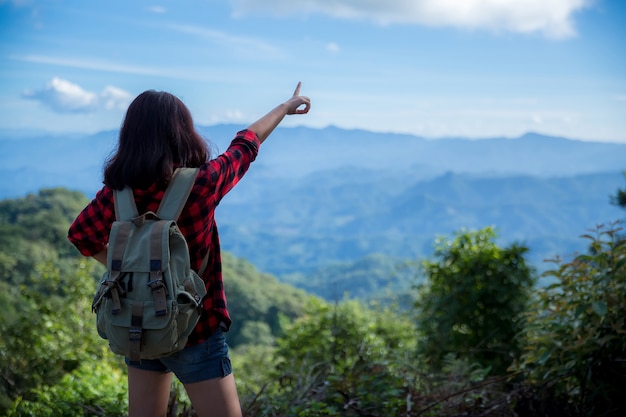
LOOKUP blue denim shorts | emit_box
[125,329,233,384]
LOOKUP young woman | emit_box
[68,83,311,417]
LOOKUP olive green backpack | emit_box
[92,168,208,363]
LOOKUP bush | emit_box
[6,361,127,417]
[416,227,535,375]
[0,260,126,415]
[516,222,626,416]
[242,298,418,416]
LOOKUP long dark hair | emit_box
[104,90,209,189]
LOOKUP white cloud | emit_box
[147,5,167,13]
[10,54,259,83]
[206,109,245,124]
[231,0,592,39]
[22,78,132,114]
[100,86,134,110]
[12,54,171,77]
[165,23,282,58]
[326,42,340,54]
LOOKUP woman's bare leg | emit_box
[127,366,173,417]
[184,373,242,417]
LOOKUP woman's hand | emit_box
[285,82,311,115]
[248,82,312,143]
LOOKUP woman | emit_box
[68,83,311,417]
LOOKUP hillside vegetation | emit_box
[1,186,625,416]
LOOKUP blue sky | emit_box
[1,0,625,142]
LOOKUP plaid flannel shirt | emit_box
[68,129,260,346]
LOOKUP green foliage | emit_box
[0,260,126,416]
[0,187,323,415]
[223,252,315,348]
[241,299,519,417]
[0,188,87,252]
[0,190,123,414]
[230,344,277,407]
[416,227,535,374]
[0,188,90,285]
[243,298,420,416]
[281,253,420,305]
[516,222,626,416]
[4,186,625,416]
[6,361,127,417]
[276,299,416,378]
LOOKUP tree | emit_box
[243,298,418,417]
[223,252,314,348]
[416,227,535,374]
[610,171,626,209]
[0,260,127,416]
[240,297,518,417]
[516,223,626,416]
[0,188,90,285]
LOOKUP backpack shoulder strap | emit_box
[158,167,209,275]
[114,187,139,221]
[156,167,200,220]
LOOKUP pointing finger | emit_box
[293,81,301,97]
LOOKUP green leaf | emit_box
[575,304,587,318]
[538,348,552,365]
[592,301,608,317]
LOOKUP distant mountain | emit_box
[218,169,624,276]
[2,125,625,199]
[0,129,118,199]
[1,125,624,282]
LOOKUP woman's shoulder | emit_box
[94,184,114,202]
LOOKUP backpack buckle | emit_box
[106,280,126,315]
[128,302,144,363]
[128,329,143,364]
[129,328,142,342]
[148,276,168,316]
[147,278,165,289]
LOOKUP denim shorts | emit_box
[125,328,233,384]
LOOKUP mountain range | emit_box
[1,125,624,283]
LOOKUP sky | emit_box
[1,0,625,142]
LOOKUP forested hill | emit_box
[0,188,317,349]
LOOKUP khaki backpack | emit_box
[92,168,208,363]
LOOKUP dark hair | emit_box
[104,90,209,190]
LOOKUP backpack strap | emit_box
[149,220,169,316]
[114,167,209,276]
[157,167,210,276]
[128,301,144,364]
[114,188,139,221]
[157,167,200,220]
[105,221,132,314]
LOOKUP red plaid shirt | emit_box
[68,129,260,346]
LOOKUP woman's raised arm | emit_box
[247,82,311,143]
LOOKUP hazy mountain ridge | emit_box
[1,125,624,280]
[2,125,624,199]
[218,168,624,276]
